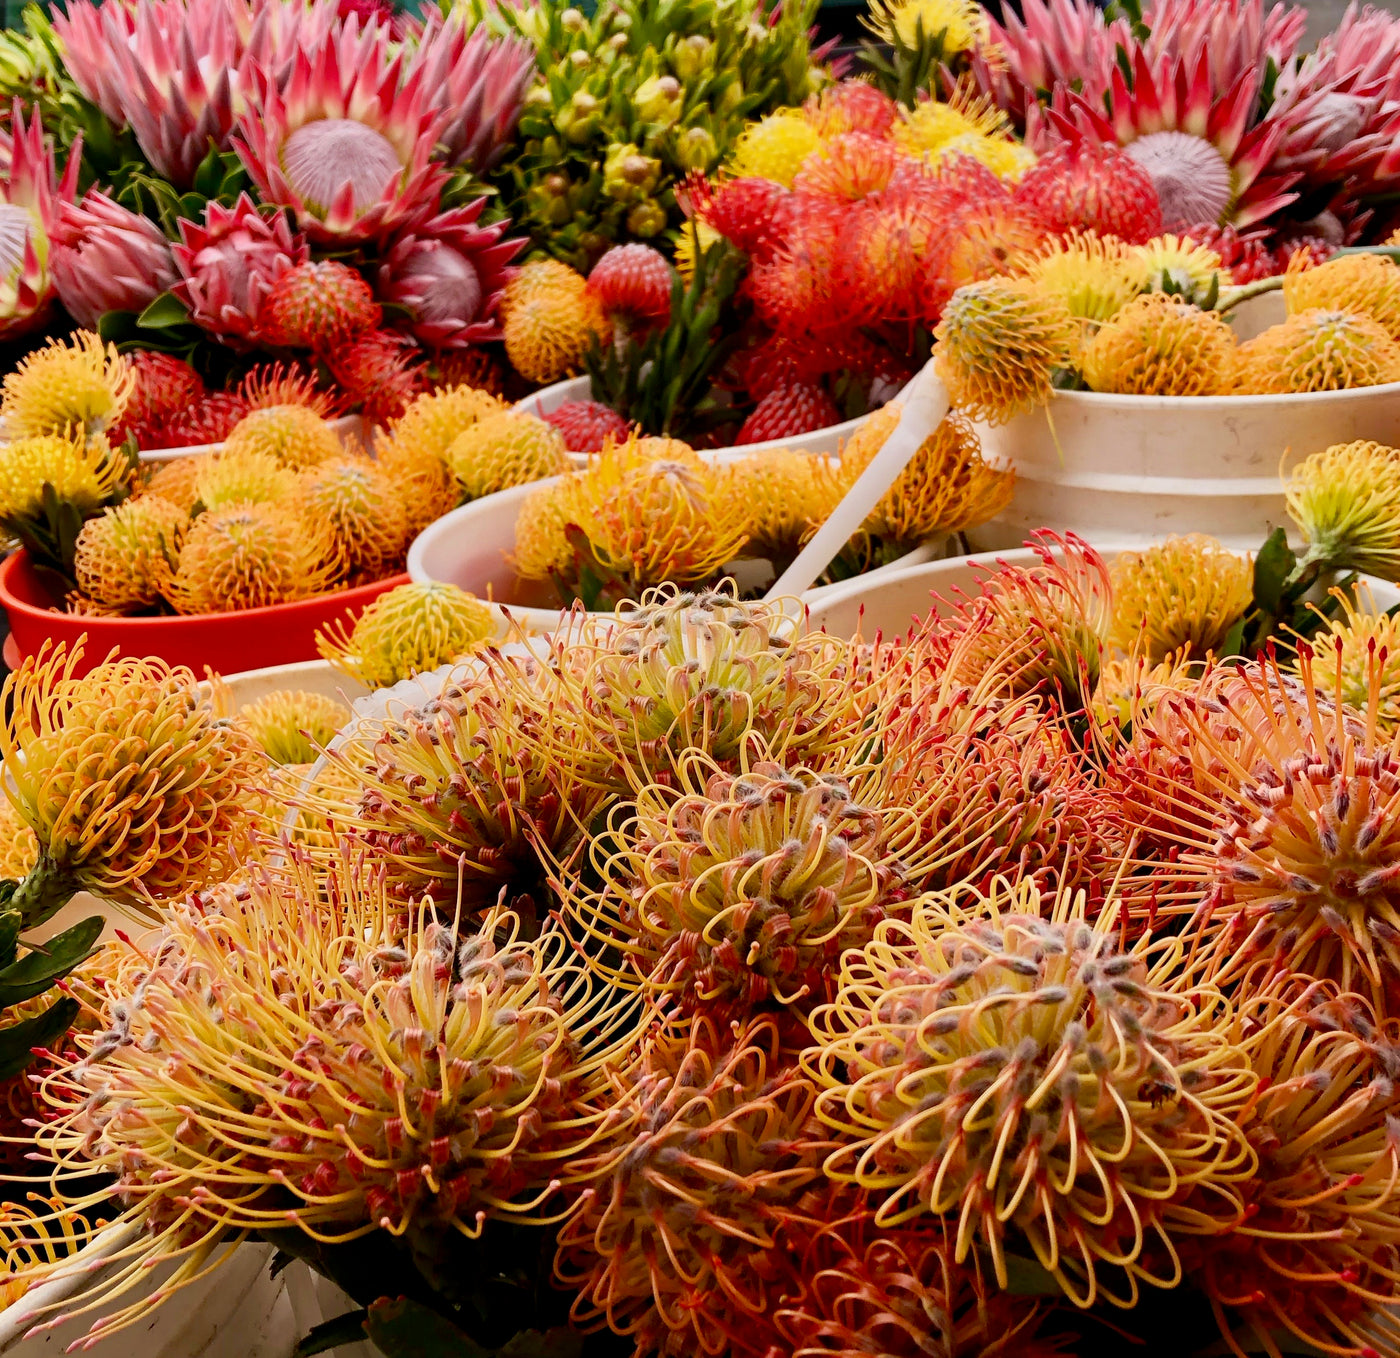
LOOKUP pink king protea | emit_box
[233,17,449,245]
[0,104,77,341]
[51,191,178,328]
[171,193,308,346]
[377,200,524,347]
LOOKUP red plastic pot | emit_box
[0,549,407,678]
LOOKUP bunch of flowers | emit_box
[9,523,1400,1357]
[0,0,534,423]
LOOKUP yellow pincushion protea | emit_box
[194,448,296,511]
[866,0,988,51]
[719,449,843,563]
[930,132,1035,181]
[0,642,263,908]
[512,479,574,581]
[934,277,1077,424]
[73,494,186,612]
[1109,535,1253,663]
[1091,652,1198,736]
[1234,309,1400,393]
[238,688,349,765]
[163,501,338,614]
[729,110,823,186]
[316,581,495,689]
[1019,233,1143,328]
[142,455,202,514]
[501,260,610,385]
[0,797,37,881]
[1134,234,1226,307]
[1283,250,1400,340]
[1299,585,1400,732]
[893,89,1009,160]
[296,455,408,581]
[444,410,569,502]
[1285,440,1400,579]
[0,331,134,438]
[675,220,722,284]
[842,405,1015,542]
[222,404,341,470]
[0,431,129,524]
[1082,294,1239,396]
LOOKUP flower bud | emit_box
[635,75,682,127]
[560,6,586,30]
[675,125,717,171]
[671,34,713,80]
[627,200,668,237]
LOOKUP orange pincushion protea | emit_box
[1234,309,1400,394]
[556,1015,832,1357]
[0,642,262,909]
[72,494,186,612]
[1282,250,1400,341]
[501,259,609,384]
[295,454,408,581]
[807,879,1257,1308]
[194,447,296,510]
[1082,294,1239,397]
[222,403,342,470]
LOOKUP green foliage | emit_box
[584,235,747,438]
[857,18,972,107]
[472,0,825,270]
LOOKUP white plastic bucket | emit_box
[967,382,1400,553]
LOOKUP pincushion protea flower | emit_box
[717,449,841,565]
[234,19,449,245]
[1234,309,1400,393]
[296,454,408,580]
[260,259,380,351]
[0,641,262,915]
[1188,986,1400,1358]
[1301,585,1400,733]
[1283,250,1400,341]
[24,858,641,1342]
[1016,232,1143,329]
[501,258,610,384]
[444,410,568,502]
[237,687,348,765]
[50,191,177,330]
[571,760,917,1017]
[72,494,185,612]
[195,447,297,510]
[2,331,134,439]
[328,328,423,425]
[556,1014,832,1358]
[1284,440,1400,580]
[316,580,494,689]
[324,663,609,912]
[0,104,77,341]
[378,200,523,348]
[1109,535,1253,663]
[1013,139,1163,244]
[171,194,309,347]
[807,879,1257,1307]
[224,403,341,470]
[1083,294,1239,396]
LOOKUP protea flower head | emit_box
[112,351,205,445]
[1188,986,1400,1358]
[1013,138,1164,243]
[0,431,129,528]
[444,409,568,503]
[260,258,380,351]
[234,18,449,245]
[793,131,900,201]
[501,258,610,384]
[195,447,298,510]
[807,878,1257,1306]
[1,330,134,439]
[865,0,988,53]
[295,454,408,581]
[378,200,523,348]
[237,360,342,418]
[163,501,338,614]
[171,194,309,347]
[403,12,534,173]
[543,399,633,455]
[729,110,823,187]
[324,664,608,912]
[1234,309,1400,393]
[1282,249,1400,341]
[0,641,262,910]
[0,104,76,342]
[1016,232,1142,329]
[556,1015,831,1357]
[140,390,251,449]
[330,328,423,425]
[586,243,673,330]
[237,687,348,765]
[572,759,917,1017]
[73,494,186,613]
[935,530,1114,706]
[841,405,1015,546]
[316,580,493,689]
[892,87,1013,163]
[1285,440,1400,580]
[718,449,842,565]
[50,191,177,330]
[1134,233,1227,306]
[1301,585,1400,733]
[802,79,899,140]
[26,855,640,1342]
[1083,294,1240,396]
[224,403,342,470]
[1109,535,1253,663]
[141,455,203,514]
[934,276,1077,424]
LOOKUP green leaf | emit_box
[1252,527,1296,616]
[291,1310,371,1357]
[1220,614,1247,660]
[191,144,224,198]
[363,1298,490,1358]
[0,997,79,1080]
[136,290,192,329]
[0,915,103,1008]
[1000,1253,1062,1297]
[0,909,20,969]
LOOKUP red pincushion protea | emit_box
[1185,222,1331,283]
[260,260,381,351]
[1014,139,1163,243]
[804,79,898,140]
[328,328,422,425]
[832,180,942,324]
[136,391,251,449]
[586,243,673,329]
[747,196,852,338]
[112,352,205,443]
[238,361,343,418]
[377,200,524,348]
[689,174,792,263]
[542,399,631,453]
[793,132,900,201]
[735,381,842,444]
[737,331,911,401]
[172,194,308,348]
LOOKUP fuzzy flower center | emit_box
[1125,131,1234,231]
[281,118,403,219]
[0,203,36,290]
[403,245,481,324]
